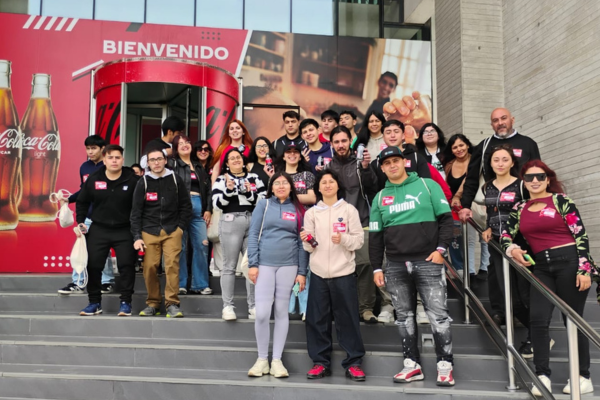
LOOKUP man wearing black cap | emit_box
[369,146,456,387]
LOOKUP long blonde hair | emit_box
[211,119,253,168]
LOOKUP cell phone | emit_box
[523,254,536,265]
[292,282,300,296]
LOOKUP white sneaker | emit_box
[270,359,289,378]
[563,376,593,394]
[200,287,213,295]
[248,307,256,320]
[248,358,269,377]
[436,360,455,386]
[416,304,429,324]
[378,310,393,323]
[532,375,552,396]
[222,306,237,321]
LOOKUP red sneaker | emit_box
[436,361,455,386]
[346,366,366,381]
[307,364,331,379]
[393,359,424,383]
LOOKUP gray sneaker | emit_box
[166,304,184,318]
[139,306,160,316]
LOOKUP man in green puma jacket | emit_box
[369,146,455,387]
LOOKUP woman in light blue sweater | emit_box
[246,172,308,378]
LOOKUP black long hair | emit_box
[192,140,213,168]
[442,133,473,166]
[249,136,274,164]
[314,169,346,203]
[273,148,311,174]
[353,110,386,150]
[266,171,305,229]
[219,148,247,176]
[417,123,447,154]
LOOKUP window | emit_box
[292,0,334,35]
[245,0,290,32]
[338,1,379,38]
[28,0,41,15]
[146,0,194,26]
[381,40,432,98]
[95,0,144,23]
[196,0,243,29]
[41,0,93,19]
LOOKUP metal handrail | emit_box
[463,218,600,400]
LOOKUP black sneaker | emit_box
[58,282,84,295]
[492,313,506,326]
[101,284,114,294]
[519,340,533,359]
[476,270,488,281]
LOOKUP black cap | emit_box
[283,142,301,153]
[379,146,405,163]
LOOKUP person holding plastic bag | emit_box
[246,172,308,378]
[302,170,367,382]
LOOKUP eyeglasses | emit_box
[228,156,243,162]
[523,173,547,182]
[256,144,269,149]
[423,130,437,135]
[272,181,291,187]
[198,147,210,153]
[148,157,165,163]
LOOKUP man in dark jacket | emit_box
[369,146,455,387]
[273,110,306,158]
[131,149,192,318]
[325,126,379,323]
[76,145,140,316]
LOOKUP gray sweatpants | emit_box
[219,212,255,309]
[254,265,298,360]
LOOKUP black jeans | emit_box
[488,241,530,331]
[86,224,136,304]
[306,272,365,369]
[530,245,590,378]
[385,260,453,364]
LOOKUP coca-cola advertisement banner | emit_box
[0,12,431,273]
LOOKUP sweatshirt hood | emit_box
[312,143,333,156]
[267,195,292,205]
[384,171,419,188]
[145,168,174,179]
[314,198,345,210]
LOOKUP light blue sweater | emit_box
[247,196,309,275]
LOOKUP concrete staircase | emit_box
[0,273,598,399]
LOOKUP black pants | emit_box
[531,245,590,378]
[306,273,365,369]
[488,237,530,331]
[86,224,136,304]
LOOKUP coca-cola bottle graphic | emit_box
[18,73,60,221]
[0,60,22,230]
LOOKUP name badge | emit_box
[380,143,388,151]
[146,192,158,201]
[333,222,347,233]
[323,157,332,165]
[513,149,523,157]
[95,181,107,190]
[250,183,257,192]
[500,192,515,202]
[540,208,556,218]
[295,181,306,190]
[382,196,394,206]
[282,212,296,221]
[83,174,89,182]
[191,172,197,180]
[404,160,412,168]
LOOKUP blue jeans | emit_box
[385,260,453,364]
[179,195,209,291]
[73,218,114,287]
[449,221,489,274]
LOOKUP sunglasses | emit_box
[198,147,210,153]
[523,173,547,182]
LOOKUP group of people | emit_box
[58,106,598,395]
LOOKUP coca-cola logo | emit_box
[0,128,21,150]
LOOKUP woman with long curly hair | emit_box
[211,120,254,183]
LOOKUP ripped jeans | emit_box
[385,260,453,364]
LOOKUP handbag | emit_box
[471,137,492,228]
[49,189,74,228]
[69,226,88,287]
[242,199,269,284]
[207,208,222,243]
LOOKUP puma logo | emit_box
[405,192,423,205]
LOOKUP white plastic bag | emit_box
[70,226,88,287]
[49,189,74,228]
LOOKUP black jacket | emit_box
[370,144,431,195]
[169,158,213,213]
[273,134,306,158]
[76,167,139,229]
[130,170,192,241]
[461,132,540,208]
[324,153,378,227]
